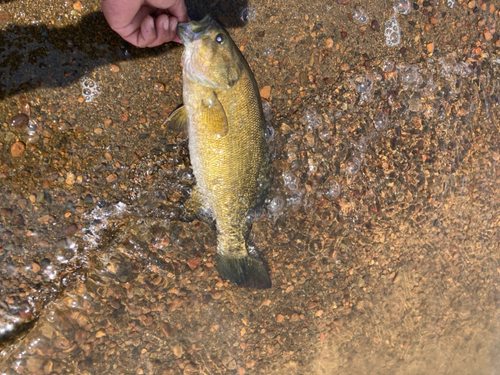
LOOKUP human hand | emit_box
[101,0,189,47]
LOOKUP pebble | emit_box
[426,42,434,54]
[11,141,26,157]
[21,102,30,116]
[371,20,380,31]
[222,357,237,370]
[340,62,350,71]
[12,214,25,226]
[172,345,184,358]
[153,82,165,91]
[0,10,10,26]
[260,85,271,99]
[10,114,29,128]
[32,262,41,273]
[66,172,76,185]
[73,1,82,11]
[484,29,493,41]
[276,314,284,322]
[0,208,12,216]
[105,174,118,184]
[63,224,77,237]
[341,31,347,39]
[109,64,120,72]
[325,38,334,49]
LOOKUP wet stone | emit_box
[63,224,77,237]
[12,214,25,226]
[0,207,12,216]
[0,11,10,26]
[83,194,94,204]
[153,82,165,91]
[10,114,29,128]
[11,141,26,157]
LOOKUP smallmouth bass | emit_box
[166,16,271,288]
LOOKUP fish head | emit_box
[178,16,243,89]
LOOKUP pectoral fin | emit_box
[201,92,229,136]
[164,105,188,132]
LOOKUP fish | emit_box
[165,15,272,288]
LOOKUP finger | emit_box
[123,15,157,48]
[147,14,181,47]
[102,0,145,29]
[166,0,189,22]
[147,0,189,22]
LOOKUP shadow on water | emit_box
[0,0,249,100]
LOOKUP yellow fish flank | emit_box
[166,16,271,288]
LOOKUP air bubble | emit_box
[264,47,274,56]
[264,125,275,141]
[268,196,285,215]
[283,171,299,191]
[400,64,423,88]
[27,119,37,136]
[240,7,257,22]
[384,14,401,47]
[262,100,273,123]
[346,156,362,176]
[79,76,102,102]
[447,0,455,8]
[352,7,368,23]
[324,179,341,200]
[394,0,412,14]
[319,128,332,142]
[373,112,389,131]
[300,107,322,131]
[382,59,395,72]
[286,195,302,208]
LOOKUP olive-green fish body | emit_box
[167,16,271,288]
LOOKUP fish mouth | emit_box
[177,15,217,44]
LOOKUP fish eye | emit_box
[215,34,225,44]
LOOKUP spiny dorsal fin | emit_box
[163,105,188,132]
[201,92,229,137]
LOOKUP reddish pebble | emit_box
[187,257,201,270]
[341,31,347,39]
[11,141,26,157]
[371,20,380,31]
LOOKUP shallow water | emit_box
[1,0,500,374]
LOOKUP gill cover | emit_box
[178,16,243,89]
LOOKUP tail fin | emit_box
[216,253,271,289]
